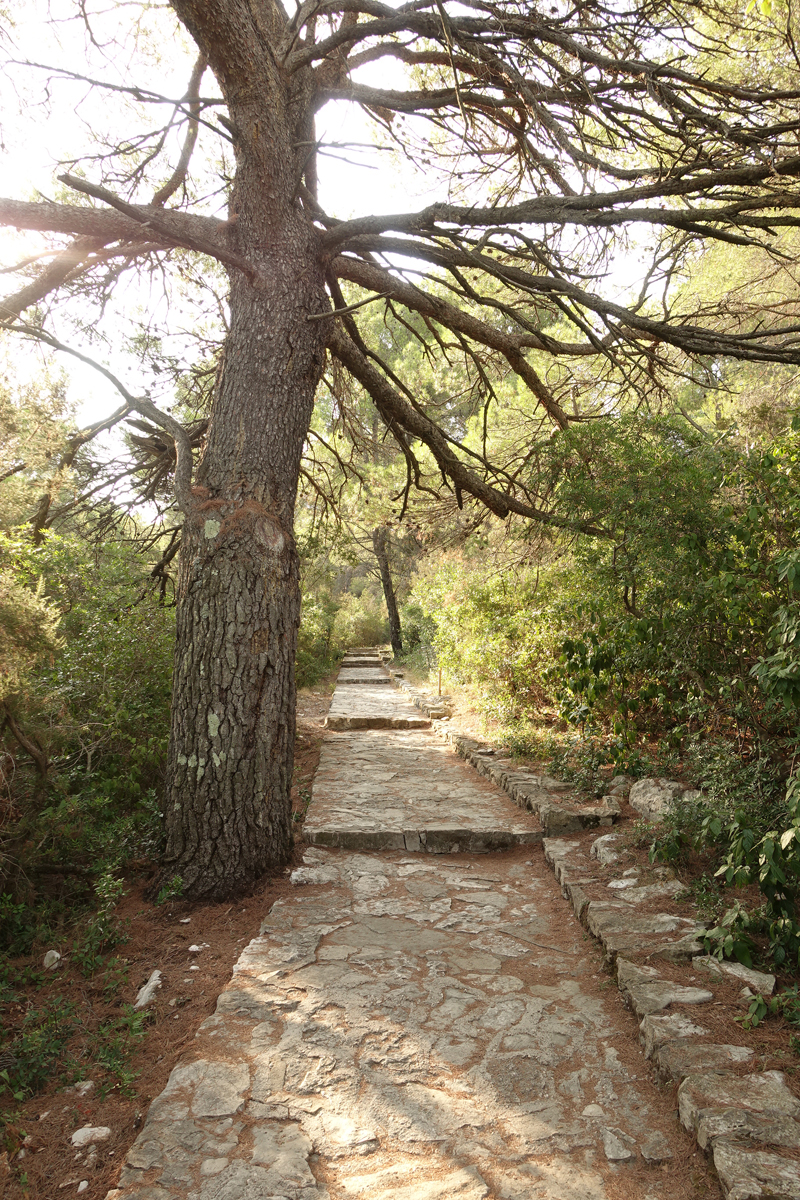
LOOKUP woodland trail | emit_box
[106,652,719,1200]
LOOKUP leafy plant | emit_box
[739,984,800,1032]
[72,871,127,977]
[0,996,78,1100]
[703,900,758,968]
[90,1006,149,1097]
[155,874,184,906]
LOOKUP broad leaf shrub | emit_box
[548,415,800,748]
[0,529,173,953]
[411,413,800,966]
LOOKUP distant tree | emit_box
[2,0,800,897]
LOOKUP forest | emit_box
[2,0,800,1159]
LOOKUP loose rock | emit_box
[70,1126,111,1148]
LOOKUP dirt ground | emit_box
[0,682,334,1200]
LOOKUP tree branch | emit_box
[58,175,254,279]
[152,54,207,207]
[327,324,606,535]
[4,323,194,513]
[332,254,570,426]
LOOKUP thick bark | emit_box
[372,527,403,657]
[162,239,328,899]
[160,3,329,899]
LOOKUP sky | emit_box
[0,0,659,438]
[0,1,441,428]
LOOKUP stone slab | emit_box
[692,955,776,995]
[679,1071,800,1138]
[336,668,393,685]
[326,685,430,730]
[304,728,542,850]
[654,1039,754,1083]
[713,1140,800,1200]
[639,1012,710,1059]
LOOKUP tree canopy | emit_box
[2,0,800,897]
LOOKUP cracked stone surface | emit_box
[336,668,393,686]
[304,729,542,853]
[326,685,431,730]
[713,1140,800,1200]
[108,847,703,1200]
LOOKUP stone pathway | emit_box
[107,653,722,1200]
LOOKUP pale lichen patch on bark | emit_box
[204,519,222,539]
[208,712,221,739]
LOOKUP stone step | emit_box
[112,846,698,1200]
[304,825,542,852]
[336,668,393,685]
[304,728,542,850]
[325,684,430,729]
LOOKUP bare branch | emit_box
[5,322,194,513]
[152,54,207,207]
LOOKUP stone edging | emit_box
[386,669,800,1199]
[387,670,621,836]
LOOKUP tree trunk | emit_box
[372,526,403,658]
[161,131,329,900]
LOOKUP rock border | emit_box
[384,669,800,1200]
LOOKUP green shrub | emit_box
[0,995,78,1100]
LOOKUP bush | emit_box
[0,527,173,949]
[0,995,78,1100]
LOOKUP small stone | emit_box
[77,1184,88,1195]
[590,834,620,865]
[602,1128,634,1161]
[134,970,163,1009]
[70,1127,111,1148]
[640,1132,673,1164]
[62,1081,95,1098]
[43,950,61,970]
[188,943,209,953]
[582,1104,605,1117]
[179,918,191,923]
[291,865,340,886]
